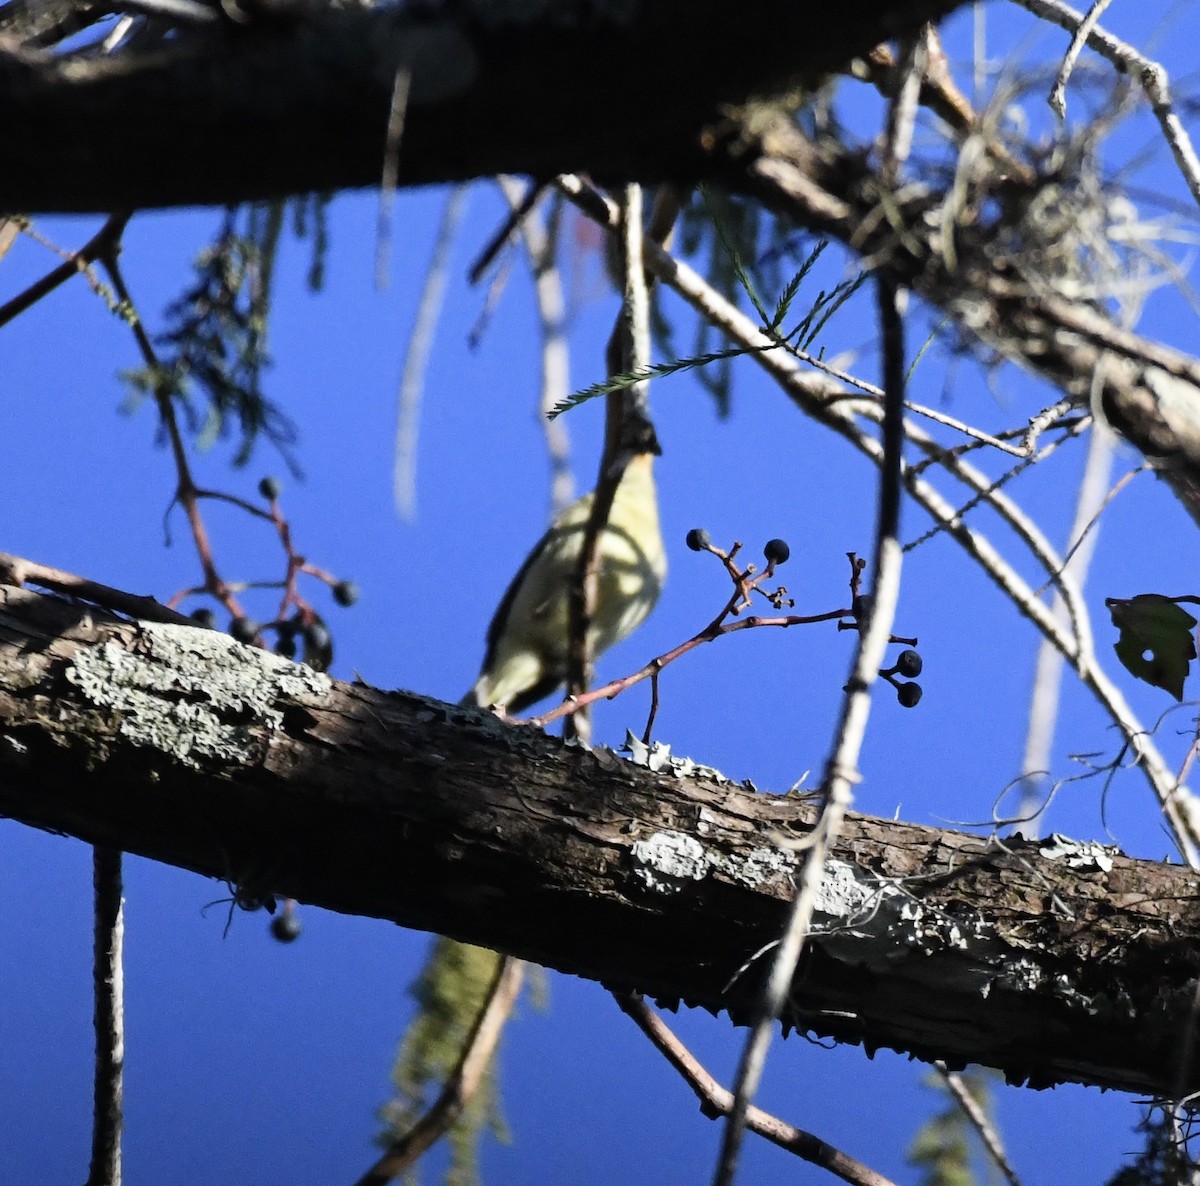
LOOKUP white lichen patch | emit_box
[813,859,897,922]
[67,622,332,768]
[1038,833,1119,872]
[631,830,709,894]
[716,844,796,890]
[618,730,730,784]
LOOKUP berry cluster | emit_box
[182,475,358,672]
[881,648,923,708]
[687,530,924,709]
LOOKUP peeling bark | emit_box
[3,584,1200,1099]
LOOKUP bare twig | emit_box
[531,548,858,732]
[98,239,249,619]
[933,1063,1022,1186]
[468,181,547,286]
[86,846,124,1186]
[1014,0,1200,210]
[375,66,412,290]
[0,551,199,626]
[711,274,908,1186]
[1014,421,1117,834]
[614,991,899,1186]
[498,177,574,515]
[112,0,215,23]
[0,212,130,331]
[564,183,653,742]
[352,956,525,1186]
[881,34,926,181]
[393,184,469,519]
[1047,0,1114,118]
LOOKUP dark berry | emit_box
[332,579,359,607]
[303,620,331,650]
[763,538,790,566]
[897,682,923,708]
[896,649,923,678]
[275,633,297,660]
[852,593,873,620]
[303,618,333,671]
[258,476,282,501]
[229,616,260,643]
[686,528,711,552]
[270,910,301,943]
[190,607,217,630]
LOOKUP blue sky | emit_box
[5,4,1200,1183]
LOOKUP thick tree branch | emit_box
[2,584,1200,1100]
[0,0,969,212]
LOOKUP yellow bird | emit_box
[465,420,666,714]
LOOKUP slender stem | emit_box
[0,551,199,626]
[0,212,130,331]
[351,956,524,1186]
[615,991,900,1186]
[711,274,907,1186]
[933,1064,1022,1186]
[98,247,246,617]
[392,185,469,519]
[87,846,124,1186]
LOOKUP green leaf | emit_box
[550,345,760,418]
[1107,594,1198,700]
[702,185,770,327]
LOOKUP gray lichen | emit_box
[67,622,331,769]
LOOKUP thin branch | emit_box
[880,33,926,182]
[0,550,199,626]
[531,597,853,732]
[498,177,574,515]
[392,184,468,520]
[86,846,124,1186]
[933,1063,1022,1186]
[614,991,900,1186]
[468,181,546,286]
[564,183,652,742]
[1047,0,1114,118]
[375,66,412,291]
[1014,0,1200,210]
[0,212,129,330]
[351,956,525,1186]
[110,0,214,23]
[711,274,908,1186]
[1013,420,1117,834]
[98,238,249,619]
